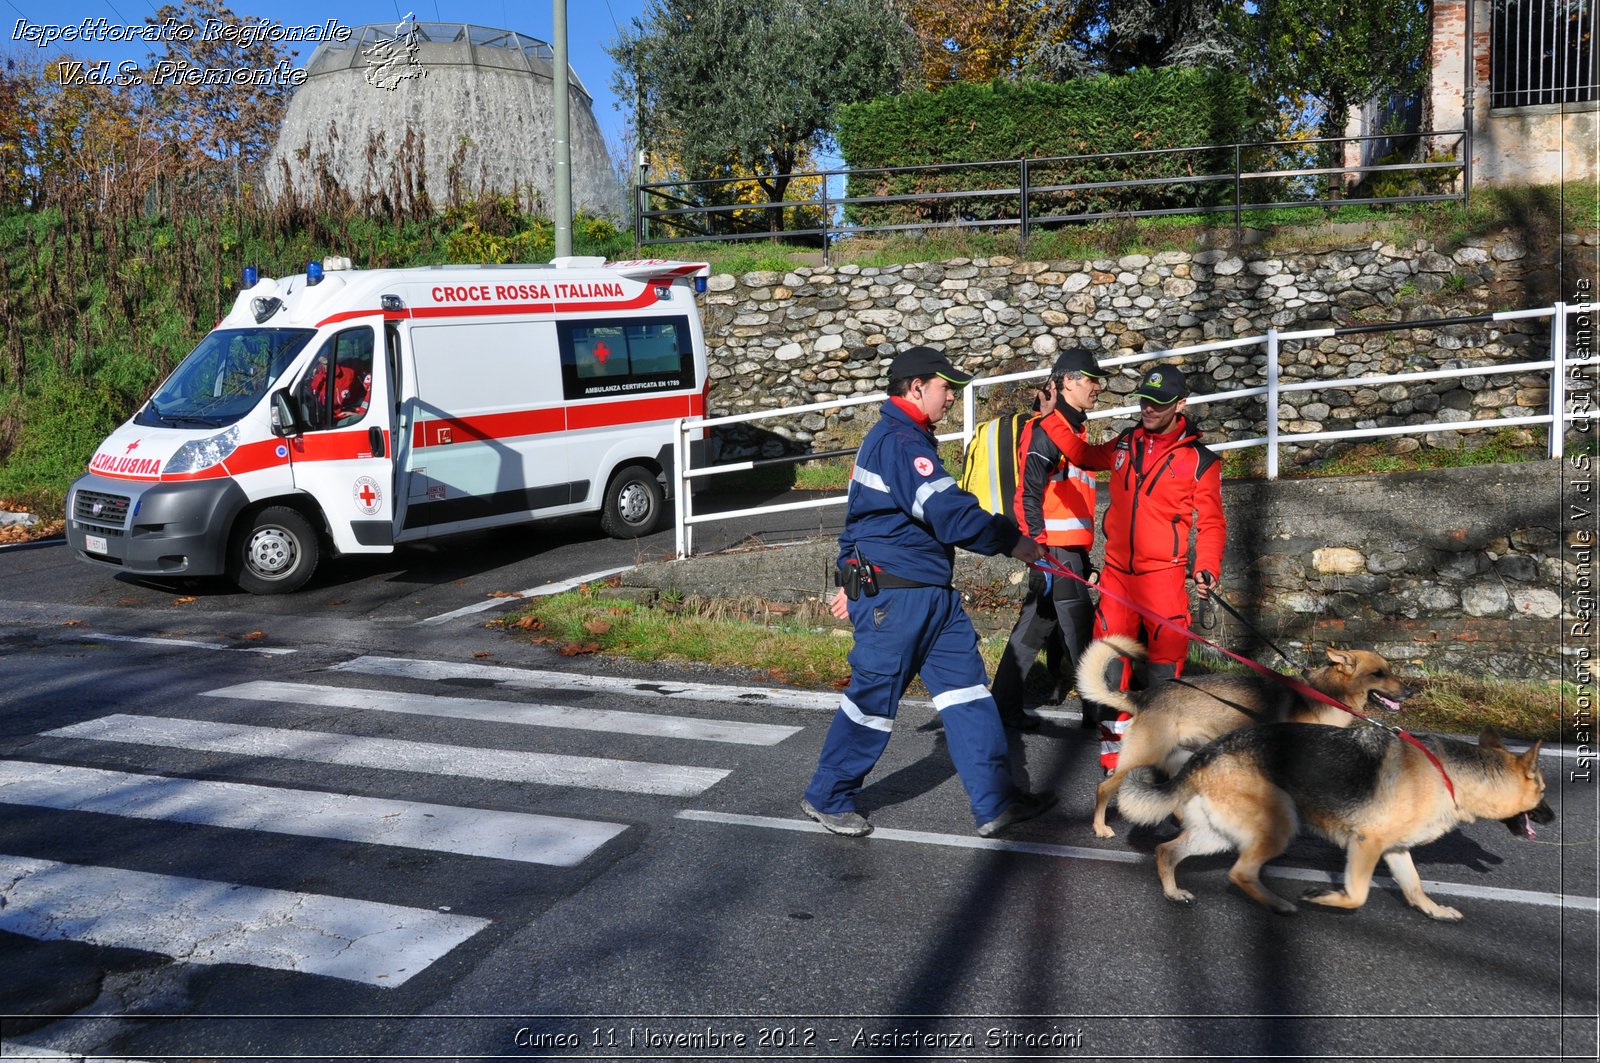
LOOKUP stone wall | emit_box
[700,229,1597,466]
[1209,460,1588,680]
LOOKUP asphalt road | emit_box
[1,500,1596,1062]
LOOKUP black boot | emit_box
[1146,662,1179,687]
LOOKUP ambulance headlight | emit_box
[165,425,241,475]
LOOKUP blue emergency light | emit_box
[243,265,258,288]
[694,276,707,294]
[307,260,324,286]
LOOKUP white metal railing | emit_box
[673,301,1598,558]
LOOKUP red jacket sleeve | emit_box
[1038,414,1120,472]
[1192,458,1226,578]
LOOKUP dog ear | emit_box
[1519,740,1543,767]
[1325,648,1356,670]
[1479,728,1505,750]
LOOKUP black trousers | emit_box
[990,545,1093,717]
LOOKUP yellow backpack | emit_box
[958,411,1030,521]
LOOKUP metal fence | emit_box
[637,131,1467,255]
[1491,0,1600,108]
[670,300,1597,559]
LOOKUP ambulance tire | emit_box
[229,505,320,594]
[600,465,666,539]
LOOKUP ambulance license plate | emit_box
[85,534,107,554]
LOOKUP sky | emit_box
[6,0,649,151]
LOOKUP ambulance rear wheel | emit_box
[229,505,319,594]
[600,465,665,538]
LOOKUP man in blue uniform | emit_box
[801,345,1057,838]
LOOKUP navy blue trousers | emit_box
[803,585,1015,826]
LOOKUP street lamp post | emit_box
[553,0,573,257]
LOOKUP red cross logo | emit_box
[593,340,611,364]
[359,482,377,507]
[125,439,141,454]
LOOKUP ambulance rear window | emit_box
[559,317,694,400]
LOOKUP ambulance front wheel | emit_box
[229,505,320,594]
[600,465,666,538]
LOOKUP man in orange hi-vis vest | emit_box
[990,348,1107,732]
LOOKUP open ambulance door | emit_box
[283,323,397,555]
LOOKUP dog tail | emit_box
[1115,765,1195,826]
[1076,635,1146,716]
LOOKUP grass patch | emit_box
[1399,670,1569,742]
[1186,644,1564,741]
[1285,427,1547,478]
[497,583,1566,741]
[635,183,1587,271]
[491,587,855,688]
[637,240,816,274]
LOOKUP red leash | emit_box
[1032,555,1456,803]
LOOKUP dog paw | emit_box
[1092,824,1116,839]
[1164,889,1194,905]
[1423,905,1464,922]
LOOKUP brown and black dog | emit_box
[1080,634,1414,838]
[1117,724,1553,920]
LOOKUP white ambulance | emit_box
[66,256,712,593]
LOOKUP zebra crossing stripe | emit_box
[43,715,730,797]
[202,680,800,746]
[0,855,488,988]
[2,1045,153,1061]
[334,655,847,712]
[0,761,626,867]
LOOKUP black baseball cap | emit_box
[1052,348,1107,380]
[1132,366,1188,404]
[887,345,973,386]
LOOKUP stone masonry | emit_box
[699,229,1597,466]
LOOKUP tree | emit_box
[905,1,1090,85]
[1028,0,1244,79]
[143,0,296,191]
[610,0,914,216]
[1241,0,1430,143]
[5,55,163,212]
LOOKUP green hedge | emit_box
[835,69,1268,226]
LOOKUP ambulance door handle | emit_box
[369,426,387,458]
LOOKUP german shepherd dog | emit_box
[1118,724,1553,920]
[1081,634,1414,838]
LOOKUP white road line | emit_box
[2,1047,153,1062]
[85,632,295,656]
[0,855,488,988]
[414,565,636,626]
[0,761,626,867]
[44,715,730,797]
[335,654,850,712]
[677,810,1600,914]
[203,680,800,746]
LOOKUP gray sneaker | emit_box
[800,798,873,837]
[977,790,1059,838]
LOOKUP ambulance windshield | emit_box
[137,328,316,429]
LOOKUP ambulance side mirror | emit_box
[270,390,302,437]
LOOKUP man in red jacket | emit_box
[1039,366,1226,772]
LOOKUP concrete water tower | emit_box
[266,21,625,217]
